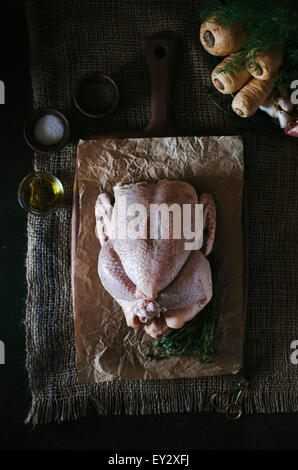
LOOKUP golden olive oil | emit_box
[18,173,64,215]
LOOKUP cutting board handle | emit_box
[142,38,177,136]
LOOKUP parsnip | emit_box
[247,47,284,80]
[200,16,247,56]
[211,53,251,94]
[232,75,277,117]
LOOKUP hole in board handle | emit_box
[155,46,166,58]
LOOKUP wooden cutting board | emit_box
[71,39,248,382]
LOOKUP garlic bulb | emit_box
[259,88,295,128]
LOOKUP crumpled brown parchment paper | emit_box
[72,135,245,383]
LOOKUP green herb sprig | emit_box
[204,85,280,132]
[147,259,220,364]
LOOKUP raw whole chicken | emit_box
[95,180,216,338]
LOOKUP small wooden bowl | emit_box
[74,72,119,118]
[24,108,70,154]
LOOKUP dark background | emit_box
[0,2,297,453]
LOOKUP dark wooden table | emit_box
[0,2,297,453]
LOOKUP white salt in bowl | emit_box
[24,108,70,154]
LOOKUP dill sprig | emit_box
[200,0,298,88]
[204,85,279,131]
[147,300,218,363]
[147,258,220,364]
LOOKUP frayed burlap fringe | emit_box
[25,386,298,425]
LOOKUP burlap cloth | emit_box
[25,0,298,424]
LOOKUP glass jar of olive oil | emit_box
[18,172,64,215]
